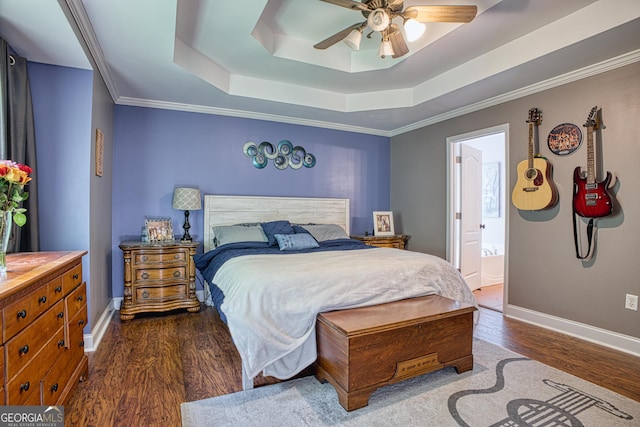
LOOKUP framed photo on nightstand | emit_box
[145,216,174,242]
[373,211,394,236]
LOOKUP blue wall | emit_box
[112,106,390,297]
[28,62,93,328]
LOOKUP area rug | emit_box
[181,339,639,426]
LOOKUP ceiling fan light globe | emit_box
[404,18,426,42]
[368,9,390,32]
[343,28,363,51]
[378,40,394,58]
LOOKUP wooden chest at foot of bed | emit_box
[315,294,476,411]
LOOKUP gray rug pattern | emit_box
[181,340,639,426]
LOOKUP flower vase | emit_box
[0,211,12,273]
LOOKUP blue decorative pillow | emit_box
[274,233,319,251]
[261,220,295,246]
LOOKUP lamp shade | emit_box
[172,188,202,211]
[343,28,363,50]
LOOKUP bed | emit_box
[194,195,478,390]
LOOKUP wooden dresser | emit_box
[119,241,200,321]
[350,234,409,249]
[0,251,88,406]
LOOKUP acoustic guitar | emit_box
[573,106,613,218]
[511,108,558,211]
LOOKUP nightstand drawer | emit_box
[134,251,187,265]
[135,284,188,303]
[134,267,186,282]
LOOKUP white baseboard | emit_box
[506,304,640,357]
[83,299,116,352]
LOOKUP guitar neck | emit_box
[527,122,534,169]
[586,126,595,184]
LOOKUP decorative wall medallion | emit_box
[244,140,316,170]
[547,123,582,155]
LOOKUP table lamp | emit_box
[172,187,202,241]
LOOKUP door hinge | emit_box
[455,212,462,220]
[455,156,462,164]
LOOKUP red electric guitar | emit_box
[573,106,613,218]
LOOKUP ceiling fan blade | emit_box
[389,24,409,58]
[314,23,364,50]
[387,0,404,12]
[403,5,478,23]
[318,0,370,12]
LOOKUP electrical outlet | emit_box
[625,294,639,311]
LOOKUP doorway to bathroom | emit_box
[448,125,507,312]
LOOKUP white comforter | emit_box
[213,247,477,381]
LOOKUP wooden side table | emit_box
[350,234,409,249]
[119,241,201,321]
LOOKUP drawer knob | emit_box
[73,273,79,280]
[58,340,65,347]
[174,254,180,259]
[142,256,148,261]
[17,309,27,319]
[39,295,47,304]
[20,382,30,392]
[77,295,83,302]
[50,383,59,392]
[141,272,149,279]
[55,286,62,293]
[141,290,150,299]
[19,345,29,355]
[173,270,181,278]
[58,312,64,319]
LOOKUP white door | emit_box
[460,144,483,291]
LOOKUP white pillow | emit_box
[299,224,348,242]
[213,225,268,247]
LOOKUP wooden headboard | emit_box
[203,195,350,252]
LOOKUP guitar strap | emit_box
[572,207,596,260]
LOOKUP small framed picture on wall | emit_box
[373,211,394,236]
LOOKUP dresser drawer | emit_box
[6,327,65,405]
[42,344,78,406]
[3,281,59,341]
[135,284,187,304]
[67,304,87,362]
[134,250,187,265]
[66,282,87,321]
[134,266,186,282]
[6,300,66,379]
[62,263,83,296]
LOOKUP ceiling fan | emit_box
[314,0,477,59]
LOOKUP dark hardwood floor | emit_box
[63,304,640,426]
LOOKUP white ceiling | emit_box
[1,0,640,136]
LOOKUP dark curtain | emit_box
[0,39,39,252]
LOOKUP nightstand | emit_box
[350,234,409,249]
[119,240,201,321]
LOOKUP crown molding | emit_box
[389,49,640,137]
[63,0,120,102]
